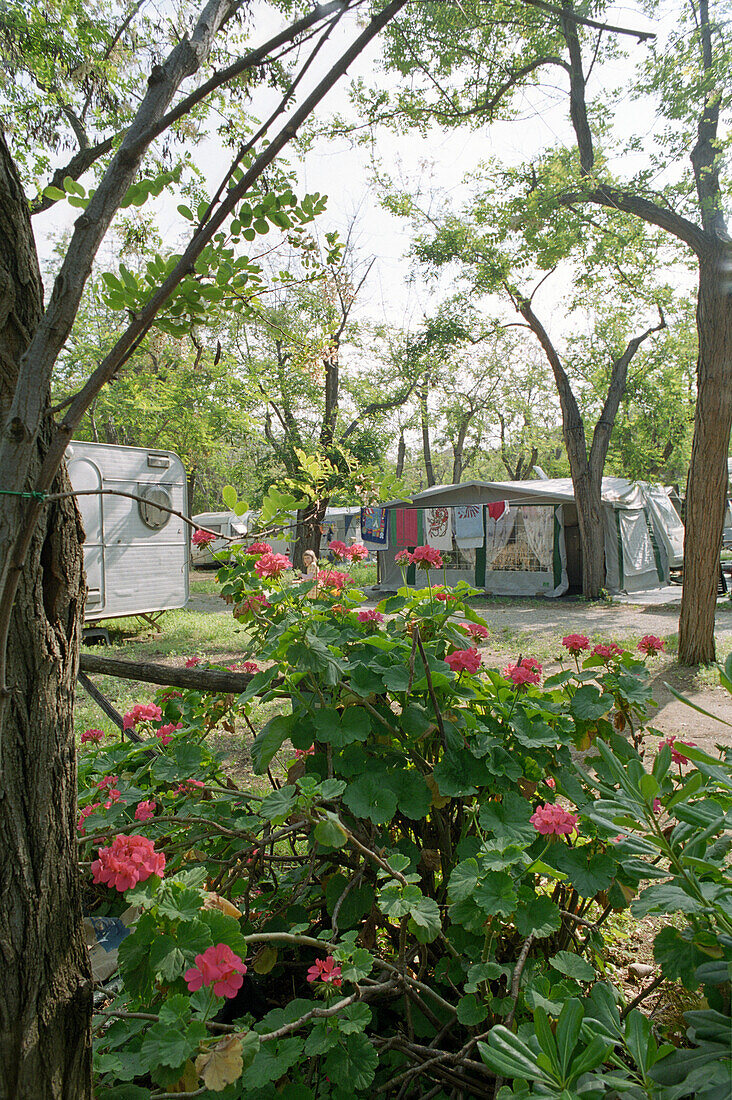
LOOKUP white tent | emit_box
[373,477,684,597]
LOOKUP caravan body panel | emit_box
[67,442,189,621]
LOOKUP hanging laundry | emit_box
[395,508,419,546]
[454,504,484,548]
[424,506,453,551]
[361,506,389,547]
[487,500,509,521]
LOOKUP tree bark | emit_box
[418,383,436,487]
[678,248,732,664]
[293,499,328,571]
[395,430,406,478]
[0,132,91,1099]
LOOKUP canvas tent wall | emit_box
[67,441,189,621]
[374,477,684,596]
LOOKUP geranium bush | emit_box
[80,547,731,1099]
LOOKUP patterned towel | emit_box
[424,506,453,551]
[395,508,419,546]
[487,500,509,521]
[361,506,389,547]
[454,504,484,548]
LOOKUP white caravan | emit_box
[190,510,293,566]
[66,441,189,622]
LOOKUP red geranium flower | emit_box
[503,658,542,687]
[659,734,696,765]
[638,635,665,656]
[463,622,488,640]
[306,956,342,987]
[184,943,247,999]
[255,552,293,578]
[81,728,105,744]
[192,529,216,546]
[328,540,350,561]
[358,609,384,623]
[246,541,272,557]
[346,543,368,562]
[445,647,482,674]
[592,643,623,661]
[135,800,156,821]
[562,634,589,654]
[411,545,443,570]
[530,803,578,836]
[395,549,412,566]
[91,834,165,892]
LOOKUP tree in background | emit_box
[355,0,730,659]
[233,246,416,564]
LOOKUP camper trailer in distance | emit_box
[66,441,189,622]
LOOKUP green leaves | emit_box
[479,791,535,842]
[251,714,295,773]
[474,872,517,916]
[570,685,613,722]
[549,951,595,982]
[515,895,561,939]
[312,706,370,748]
[343,773,397,824]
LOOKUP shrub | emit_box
[81,562,731,1098]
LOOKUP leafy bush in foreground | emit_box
[79,550,731,1098]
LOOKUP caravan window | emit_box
[138,484,173,530]
[486,506,553,573]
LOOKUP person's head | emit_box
[303,550,317,567]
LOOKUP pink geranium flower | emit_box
[91,834,165,892]
[411,545,443,570]
[562,634,589,654]
[434,590,457,602]
[246,541,272,557]
[317,569,352,591]
[445,647,482,674]
[294,745,315,760]
[135,800,156,821]
[346,543,368,562]
[184,944,247,999]
[395,549,412,566]
[104,788,122,807]
[123,703,162,730]
[255,552,293,579]
[192,529,216,546]
[357,609,384,623]
[78,802,101,834]
[653,798,662,814]
[659,734,696,765]
[156,722,183,747]
[638,635,665,656]
[503,658,542,687]
[81,728,105,745]
[328,540,350,561]
[530,803,578,836]
[97,775,119,790]
[306,956,342,987]
[592,643,623,662]
[185,656,201,668]
[462,623,488,640]
[544,777,556,789]
[173,778,206,796]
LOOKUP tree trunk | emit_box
[395,430,406,478]
[678,248,732,664]
[418,383,436,487]
[0,132,92,1098]
[292,499,328,570]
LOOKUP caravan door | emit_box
[66,451,105,613]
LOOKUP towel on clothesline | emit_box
[486,500,509,521]
[395,508,419,546]
[424,506,453,551]
[361,506,389,547]
[454,504,484,548]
